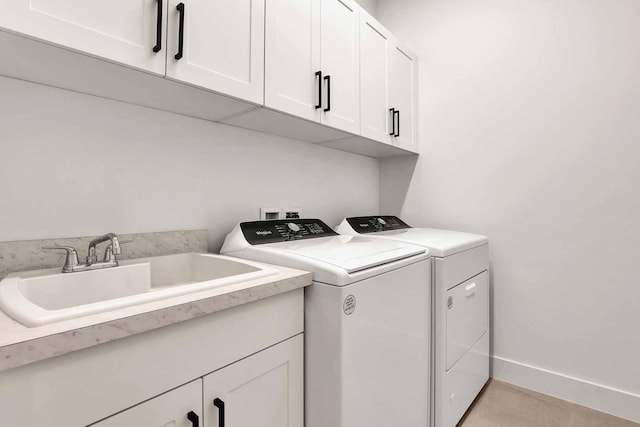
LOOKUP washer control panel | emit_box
[346,216,411,234]
[240,219,338,245]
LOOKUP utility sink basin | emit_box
[0,253,278,327]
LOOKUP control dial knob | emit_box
[377,218,387,226]
[287,223,301,233]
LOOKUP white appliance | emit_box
[221,219,431,427]
[336,216,489,427]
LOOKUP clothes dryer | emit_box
[337,216,489,427]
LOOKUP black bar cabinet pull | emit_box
[152,0,163,52]
[324,75,331,112]
[389,108,396,135]
[394,109,400,137]
[315,71,322,109]
[213,398,226,427]
[175,3,185,60]
[187,411,200,427]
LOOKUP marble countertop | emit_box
[0,262,312,372]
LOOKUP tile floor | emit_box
[458,380,639,427]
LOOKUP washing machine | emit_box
[336,216,489,427]
[221,218,431,427]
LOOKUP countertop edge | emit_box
[0,270,312,372]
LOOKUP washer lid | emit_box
[260,235,426,273]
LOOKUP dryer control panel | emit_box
[346,216,412,234]
[240,219,338,245]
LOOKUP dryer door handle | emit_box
[465,282,477,297]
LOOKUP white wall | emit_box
[377,0,640,421]
[356,0,378,16]
[0,77,379,250]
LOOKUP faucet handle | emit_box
[103,240,133,262]
[42,246,80,273]
[110,235,122,256]
[87,233,121,264]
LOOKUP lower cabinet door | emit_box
[90,380,203,427]
[203,334,304,427]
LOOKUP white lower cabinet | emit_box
[92,336,303,427]
[91,380,203,427]
[204,336,304,427]
[0,290,304,427]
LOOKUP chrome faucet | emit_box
[41,246,81,273]
[43,233,124,273]
[87,233,121,264]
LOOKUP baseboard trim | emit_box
[491,356,640,423]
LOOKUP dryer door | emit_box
[446,271,489,370]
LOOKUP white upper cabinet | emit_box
[319,0,361,134]
[264,0,321,121]
[166,0,265,104]
[359,11,393,144]
[203,335,304,427]
[265,0,360,133]
[0,0,167,74]
[359,12,418,151]
[389,42,418,152]
[92,380,203,427]
[0,0,418,156]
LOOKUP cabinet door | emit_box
[166,0,265,104]
[319,0,360,134]
[0,0,167,74]
[264,0,321,122]
[203,335,303,427]
[389,42,418,152]
[359,11,393,144]
[91,380,202,427]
